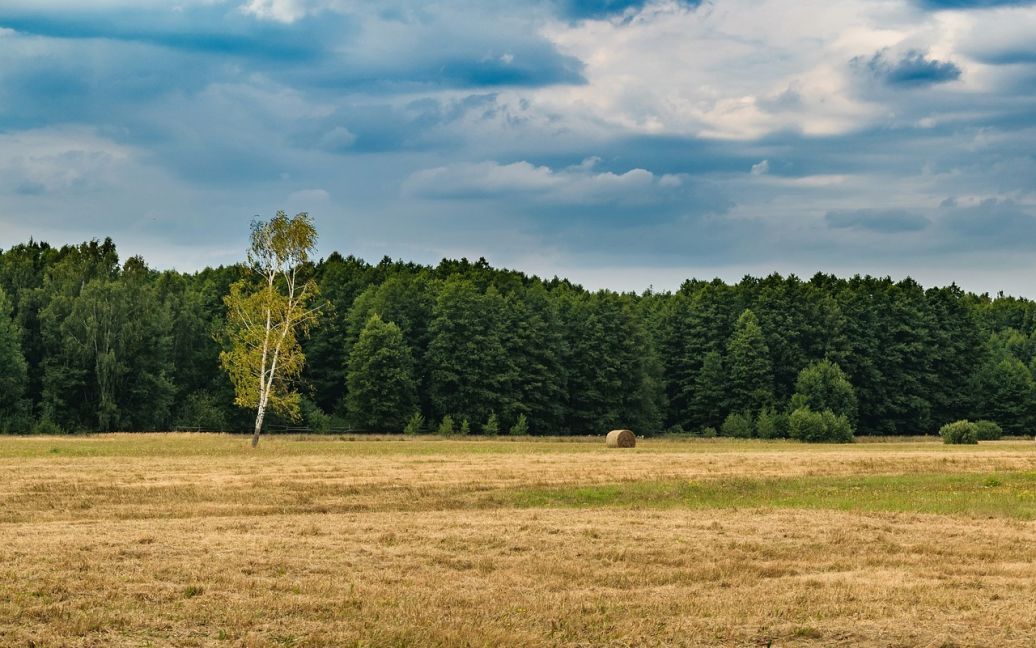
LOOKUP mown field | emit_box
[2,434,1036,647]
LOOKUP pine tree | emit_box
[726,309,773,413]
[501,284,566,433]
[303,253,374,412]
[426,278,510,424]
[344,273,436,415]
[346,314,418,431]
[561,291,662,435]
[690,350,727,429]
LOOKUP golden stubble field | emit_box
[1,434,1035,647]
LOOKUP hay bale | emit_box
[606,429,636,448]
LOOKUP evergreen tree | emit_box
[303,253,374,412]
[346,314,418,431]
[726,309,773,413]
[690,350,726,429]
[561,291,662,435]
[426,278,510,424]
[343,272,437,420]
[501,284,567,433]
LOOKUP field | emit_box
[2,435,1036,647]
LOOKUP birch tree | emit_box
[220,212,319,447]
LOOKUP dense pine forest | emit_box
[1,237,1034,437]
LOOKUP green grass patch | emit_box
[493,471,1036,520]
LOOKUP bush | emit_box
[483,412,499,436]
[0,408,31,434]
[788,407,853,443]
[175,392,229,431]
[437,415,454,436]
[975,420,1003,441]
[700,426,718,438]
[940,419,979,444]
[403,412,424,436]
[32,417,64,435]
[665,424,686,435]
[509,414,529,436]
[791,360,858,422]
[300,398,332,433]
[755,407,787,439]
[721,412,754,438]
[459,418,470,435]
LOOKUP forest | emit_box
[1,237,1035,437]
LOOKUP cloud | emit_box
[242,0,312,23]
[0,127,132,195]
[1,0,1036,296]
[0,7,321,60]
[402,158,678,205]
[857,49,961,86]
[826,209,931,232]
[916,0,1035,9]
[939,198,1036,249]
[556,0,701,20]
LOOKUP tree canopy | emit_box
[2,237,1035,437]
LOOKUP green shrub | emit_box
[700,426,718,438]
[483,412,499,436]
[665,424,686,435]
[0,407,31,434]
[755,407,787,439]
[437,415,455,436]
[300,398,332,433]
[721,412,754,438]
[32,417,64,435]
[940,419,978,444]
[175,392,228,431]
[509,414,529,436]
[975,420,1003,441]
[788,407,854,443]
[459,418,470,435]
[403,413,424,436]
[791,360,857,422]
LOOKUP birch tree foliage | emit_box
[220,212,319,446]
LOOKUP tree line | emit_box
[1,236,1035,437]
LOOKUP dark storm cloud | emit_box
[857,49,962,86]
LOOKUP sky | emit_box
[1,0,1035,294]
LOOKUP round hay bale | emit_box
[606,429,636,448]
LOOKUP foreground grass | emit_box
[2,434,1035,646]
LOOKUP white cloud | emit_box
[402,160,680,204]
[529,0,1011,139]
[0,127,132,195]
[241,0,311,22]
[751,160,770,175]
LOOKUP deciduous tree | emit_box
[346,314,417,431]
[220,212,319,447]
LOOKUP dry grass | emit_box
[2,434,1035,646]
